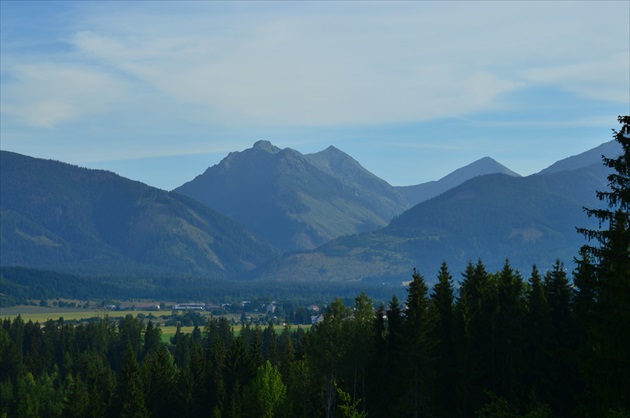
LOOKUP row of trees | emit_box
[0,253,625,417]
[0,116,628,417]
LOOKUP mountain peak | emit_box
[253,140,281,154]
[395,156,520,206]
[442,157,520,182]
[323,145,342,153]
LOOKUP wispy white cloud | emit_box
[0,1,628,188]
[521,52,630,103]
[4,1,619,130]
[1,62,130,128]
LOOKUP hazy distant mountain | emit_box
[396,157,521,206]
[1,136,617,290]
[304,145,408,216]
[537,140,622,175]
[0,151,277,277]
[254,162,609,284]
[174,141,409,251]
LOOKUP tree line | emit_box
[0,255,626,417]
[0,116,628,417]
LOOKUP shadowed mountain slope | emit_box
[537,140,622,175]
[254,162,609,284]
[396,157,521,206]
[0,151,278,277]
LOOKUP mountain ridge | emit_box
[174,141,409,251]
[252,161,610,284]
[537,140,621,175]
[0,150,277,277]
[396,156,521,206]
[1,136,617,287]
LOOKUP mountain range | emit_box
[255,162,610,283]
[0,138,622,287]
[175,140,409,251]
[0,151,277,278]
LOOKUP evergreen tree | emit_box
[495,259,526,403]
[542,260,580,415]
[573,247,598,327]
[406,268,433,418]
[250,326,265,370]
[118,315,143,366]
[141,344,177,418]
[279,325,295,383]
[429,262,456,418]
[454,260,496,417]
[307,298,350,418]
[142,320,162,360]
[63,374,90,418]
[524,265,552,406]
[365,303,387,417]
[117,344,149,418]
[262,321,279,366]
[576,115,630,413]
[224,337,257,417]
[345,292,375,414]
[384,295,411,417]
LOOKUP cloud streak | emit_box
[4,1,625,130]
[1,62,130,128]
[0,1,628,189]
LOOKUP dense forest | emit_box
[1,116,628,417]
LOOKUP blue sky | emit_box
[1,1,628,190]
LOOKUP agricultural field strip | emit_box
[1,308,310,341]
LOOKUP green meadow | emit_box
[0,305,160,322]
[1,306,310,345]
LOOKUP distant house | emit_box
[172,303,206,311]
[135,304,160,311]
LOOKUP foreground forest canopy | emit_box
[1,117,629,418]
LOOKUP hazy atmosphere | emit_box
[1,1,629,189]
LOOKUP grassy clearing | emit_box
[160,326,198,343]
[0,306,160,323]
[2,306,311,344]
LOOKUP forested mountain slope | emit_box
[538,139,621,175]
[255,162,610,283]
[0,151,277,277]
[174,141,409,251]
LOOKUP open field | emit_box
[0,305,162,322]
[160,326,198,343]
[2,306,311,343]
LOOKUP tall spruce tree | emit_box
[406,269,433,418]
[495,259,526,403]
[429,262,456,418]
[455,260,496,417]
[117,344,149,418]
[383,295,410,417]
[524,265,552,406]
[543,260,580,415]
[576,115,630,413]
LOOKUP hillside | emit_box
[174,141,409,251]
[537,140,622,175]
[0,151,278,277]
[396,157,521,206]
[254,162,610,284]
